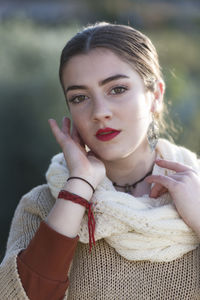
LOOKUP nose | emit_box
[92,98,113,122]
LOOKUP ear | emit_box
[151,80,165,113]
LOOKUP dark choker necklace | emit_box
[112,169,153,194]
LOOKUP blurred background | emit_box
[0,0,200,260]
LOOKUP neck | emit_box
[103,141,156,187]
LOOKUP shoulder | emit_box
[14,184,56,221]
[5,184,56,252]
[157,138,199,170]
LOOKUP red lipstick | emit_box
[95,127,121,141]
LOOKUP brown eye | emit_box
[69,95,89,104]
[110,86,127,95]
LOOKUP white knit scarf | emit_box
[46,139,200,262]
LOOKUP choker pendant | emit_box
[112,169,153,194]
[113,182,135,194]
[124,184,132,194]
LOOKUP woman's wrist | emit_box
[63,178,94,201]
[46,176,95,238]
[47,180,91,238]
[67,176,95,193]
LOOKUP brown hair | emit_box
[59,22,164,91]
[59,22,175,139]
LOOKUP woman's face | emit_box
[62,48,156,162]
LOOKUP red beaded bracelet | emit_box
[57,190,96,252]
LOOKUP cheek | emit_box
[124,100,151,136]
[124,90,151,115]
[74,121,90,142]
[124,101,150,122]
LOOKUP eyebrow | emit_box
[65,74,130,94]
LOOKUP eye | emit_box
[68,95,89,104]
[110,86,128,95]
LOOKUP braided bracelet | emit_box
[58,190,96,252]
[67,177,95,193]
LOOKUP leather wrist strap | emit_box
[58,190,95,252]
[67,177,95,193]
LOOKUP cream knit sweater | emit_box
[0,139,200,299]
[46,139,200,262]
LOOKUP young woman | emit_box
[1,22,200,300]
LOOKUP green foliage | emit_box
[147,29,200,151]
[0,20,78,258]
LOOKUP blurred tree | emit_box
[0,20,77,259]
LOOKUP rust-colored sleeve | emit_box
[17,221,79,300]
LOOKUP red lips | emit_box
[95,127,121,141]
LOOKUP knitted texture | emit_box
[0,183,200,299]
[68,239,200,300]
[0,139,200,299]
[0,185,57,300]
[46,139,200,262]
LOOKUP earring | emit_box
[147,113,159,152]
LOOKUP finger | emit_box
[151,187,168,198]
[71,124,85,148]
[150,182,164,197]
[157,187,168,198]
[146,171,191,198]
[48,118,68,147]
[61,117,70,135]
[145,174,177,191]
[150,183,168,198]
[48,118,60,138]
[155,159,193,173]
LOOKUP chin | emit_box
[87,141,139,162]
[87,147,115,162]
[98,148,133,163]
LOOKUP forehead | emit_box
[62,48,139,85]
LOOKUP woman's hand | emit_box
[145,159,200,236]
[48,117,106,188]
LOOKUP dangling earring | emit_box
[147,113,159,152]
